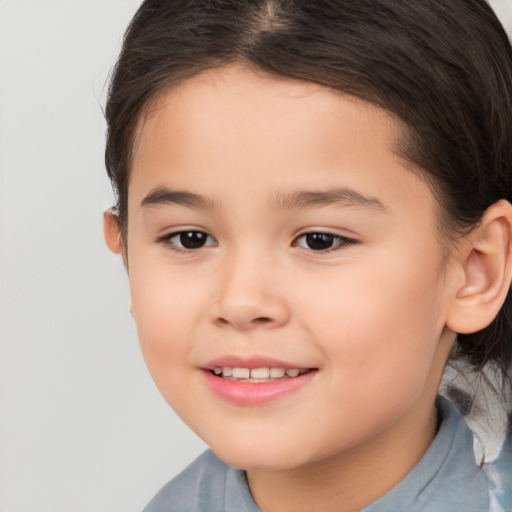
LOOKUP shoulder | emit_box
[486,433,512,512]
[142,450,230,512]
[364,397,493,512]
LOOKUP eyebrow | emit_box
[141,186,216,209]
[272,188,389,213]
[140,185,389,213]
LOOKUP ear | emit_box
[446,200,512,334]
[103,209,123,255]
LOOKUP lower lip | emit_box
[203,370,317,405]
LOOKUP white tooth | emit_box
[285,369,300,377]
[250,367,270,379]
[214,367,222,375]
[222,367,233,377]
[270,368,285,378]
[232,367,250,379]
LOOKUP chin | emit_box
[206,435,320,471]
[215,449,306,472]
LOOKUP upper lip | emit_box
[204,355,313,370]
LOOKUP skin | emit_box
[104,65,512,512]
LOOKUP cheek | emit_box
[128,255,204,379]
[129,272,206,416]
[298,249,447,399]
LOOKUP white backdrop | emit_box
[0,1,510,511]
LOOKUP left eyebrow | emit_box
[272,188,389,213]
[140,186,216,209]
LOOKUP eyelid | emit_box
[156,228,217,252]
[154,227,357,254]
[292,230,358,253]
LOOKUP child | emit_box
[102,1,512,510]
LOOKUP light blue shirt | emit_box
[143,398,510,511]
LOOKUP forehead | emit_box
[129,64,433,219]
[133,64,400,168]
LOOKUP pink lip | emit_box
[202,369,317,405]
[204,355,310,370]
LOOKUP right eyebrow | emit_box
[140,186,216,209]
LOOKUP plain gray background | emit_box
[0,2,207,511]
[0,1,511,511]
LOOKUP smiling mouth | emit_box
[211,366,314,382]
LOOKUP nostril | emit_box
[214,315,274,328]
[253,317,272,324]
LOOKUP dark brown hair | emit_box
[105,0,512,384]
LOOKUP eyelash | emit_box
[157,230,356,254]
[157,230,217,253]
[293,232,356,253]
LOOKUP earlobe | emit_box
[447,200,512,334]
[103,209,123,255]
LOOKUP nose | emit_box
[210,251,290,330]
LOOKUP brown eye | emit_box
[305,233,335,250]
[166,231,216,250]
[295,232,354,252]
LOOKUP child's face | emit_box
[125,65,459,470]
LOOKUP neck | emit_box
[246,400,438,512]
